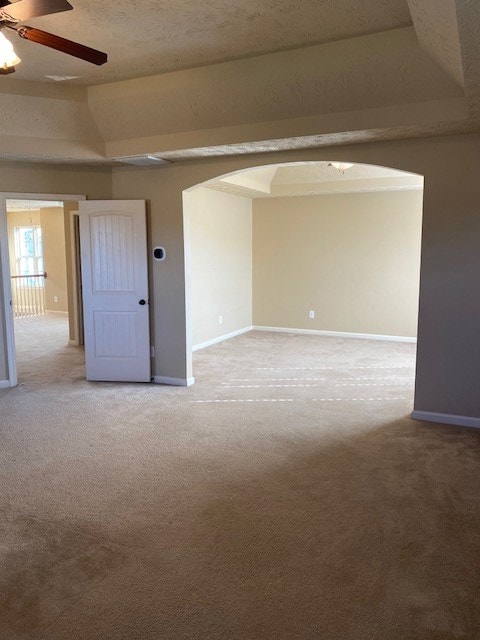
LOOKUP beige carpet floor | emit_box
[1,315,480,639]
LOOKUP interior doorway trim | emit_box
[68,209,84,347]
[0,192,86,387]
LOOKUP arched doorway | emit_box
[183,160,424,413]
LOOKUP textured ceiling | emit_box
[204,162,423,198]
[407,0,464,87]
[89,27,463,142]
[273,162,417,184]
[5,0,412,84]
[0,0,477,166]
[5,199,63,211]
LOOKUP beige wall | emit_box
[185,188,252,347]
[112,133,480,419]
[253,191,423,337]
[40,207,68,312]
[0,162,112,382]
[2,134,480,421]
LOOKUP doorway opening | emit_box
[0,193,86,387]
[183,160,424,411]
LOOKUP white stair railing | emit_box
[11,272,47,318]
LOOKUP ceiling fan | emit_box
[0,0,107,74]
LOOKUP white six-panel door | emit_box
[79,200,151,382]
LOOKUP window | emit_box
[13,226,44,286]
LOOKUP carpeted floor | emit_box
[1,315,479,639]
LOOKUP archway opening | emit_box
[183,160,424,412]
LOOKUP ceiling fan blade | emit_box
[3,0,72,21]
[18,26,108,65]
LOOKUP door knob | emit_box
[139,299,146,305]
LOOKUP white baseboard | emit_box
[46,310,69,316]
[0,379,9,389]
[252,326,416,343]
[411,410,480,429]
[154,376,195,387]
[68,339,79,346]
[193,326,253,351]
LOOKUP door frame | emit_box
[68,209,84,347]
[0,192,86,387]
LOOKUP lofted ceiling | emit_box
[0,0,478,165]
[5,0,412,84]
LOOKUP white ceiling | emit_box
[272,163,415,185]
[5,0,412,84]
[203,162,423,198]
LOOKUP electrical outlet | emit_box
[54,296,58,303]
[309,310,315,319]
[218,315,223,324]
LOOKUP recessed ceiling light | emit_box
[45,75,80,82]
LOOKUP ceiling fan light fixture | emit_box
[0,30,21,73]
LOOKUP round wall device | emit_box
[153,246,166,261]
